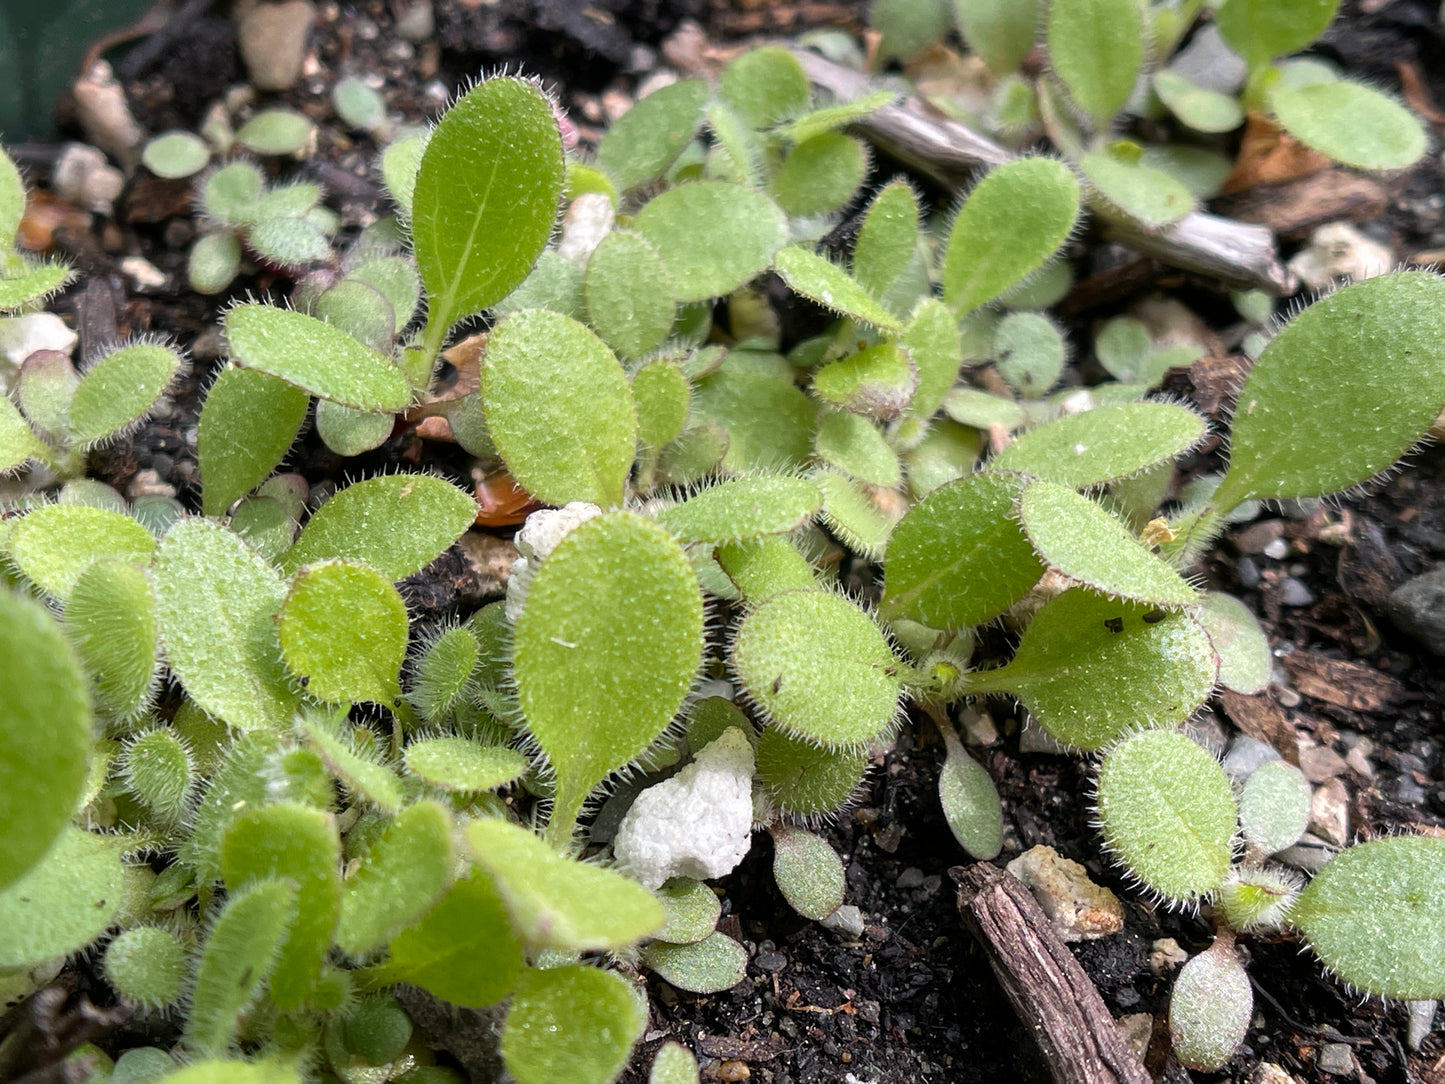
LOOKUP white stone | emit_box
[1288,223,1393,291]
[72,61,144,168]
[120,256,168,291]
[556,193,616,265]
[1006,845,1124,941]
[612,728,756,890]
[52,143,124,215]
[0,313,78,378]
[505,501,602,621]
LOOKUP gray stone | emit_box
[1279,577,1315,607]
[754,952,787,973]
[820,904,865,939]
[1387,568,1445,655]
[1275,831,1337,875]
[1019,714,1070,755]
[1406,1000,1437,1052]
[1308,778,1350,847]
[1317,1042,1354,1076]
[896,867,924,890]
[1234,519,1285,554]
[1223,736,1282,782]
[1299,744,1348,784]
[238,1,316,92]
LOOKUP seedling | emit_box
[1,13,1443,1079]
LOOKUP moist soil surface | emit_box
[12,2,1445,1082]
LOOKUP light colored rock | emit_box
[0,313,78,378]
[52,144,124,215]
[612,729,756,890]
[1018,714,1070,755]
[556,192,616,265]
[1299,744,1348,783]
[1275,831,1336,875]
[238,0,316,91]
[1318,1041,1355,1076]
[1169,24,1248,94]
[1308,778,1350,847]
[1406,1000,1437,1052]
[1115,1013,1153,1058]
[120,256,167,291]
[960,706,998,747]
[504,501,602,621]
[1251,1062,1299,1084]
[1288,223,1392,290]
[394,0,434,42]
[1150,937,1189,976]
[1006,845,1124,941]
[1387,568,1445,656]
[72,61,144,168]
[455,531,518,601]
[1223,736,1282,782]
[820,904,865,939]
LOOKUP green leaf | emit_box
[502,966,646,1084]
[0,146,24,244]
[283,474,477,580]
[64,560,159,720]
[777,91,896,144]
[1289,835,1445,999]
[200,162,266,226]
[770,826,845,920]
[1082,149,1196,229]
[991,401,1204,488]
[815,411,901,488]
[228,495,296,563]
[939,727,1002,859]
[872,0,952,61]
[771,133,868,217]
[955,0,1041,74]
[316,280,396,352]
[236,108,314,155]
[733,589,900,747]
[969,589,1217,749]
[296,711,404,812]
[905,419,980,497]
[199,365,310,516]
[66,342,181,449]
[813,342,917,419]
[881,473,1043,628]
[279,560,409,704]
[413,78,563,328]
[1239,760,1311,857]
[493,248,587,320]
[188,232,241,294]
[756,725,866,816]
[692,368,815,473]
[336,800,453,957]
[482,308,638,507]
[719,45,811,129]
[408,626,480,724]
[1046,0,1143,128]
[346,257,422,328]
[1270,80,1426,171]
[513,512,702,840]
[224,304,409,412]
[383,869,523,1007]
[0,828,122,967]
[1096,729,1236,902]
[9,504,154,603]
[852,180,921,304]
[641,931,748,994]
[404,737,527,792]
[143,130,212,178]
[1216,0,1340,68]
[466,818,665,950]
[943,386,1026,431]
[585,230,675,359]
[103,926,187,1009]
[773,246,903,332]
[315,399,393,457]
[657,475,821,544]
[0,592,92,891]
[15,346,76,439]
[120,728,192,822]
[650,1042,700,1084]
[716,535,817,601]
[220,802,341,1009]
[941,158,1080,314]
[1215,272,1445,509]
[634,182,787,303]
[381,131,428,217]
[597,79,711,191]
[992,311,1066,397]
[183,880,297,1057]
[1196,592,1270,695]
[0,395,51,475]
[0,261,71,311]
[154,518,298,732]
[1017,481,1198,608]
[160,1061,299,1084]
[656,877,722,944]
[632,359,691,452]
[903,298,964,420]
[813,468,899,559]
[1154,71,1244,134]
[177,731,280,884]
[1169,937,1254,1071]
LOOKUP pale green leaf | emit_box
[941,158,1080,314]
[585,230,675,359]
[0,396,50,475]
[657,475,821,544]
[597,79,711,191]
[383,870,523,1006]
[691,368,815,473]
[315,399,393,457]
[872,0,952,61]
[773,245,903,332]
[404,736,527,792]
[199,365,310,516]
[502,966,646,1084]
[296,711,404,812]
[634,182,787,302]
[991,402,1205,488]
[771,133,868,217]
[814,411,901,488]
[1239,760,1310,856]
[1196,591,1270,695]
[482,308,638,507]
[1170,938,1254,1071]
[880,473,1043,628]
[1097,730,1237,901]
[1081,151,1196,229]
[381,131,428,217]
[0,146,24,244]
[732,589,900,747]
[104,926,187,1009]
[813,468,899,558]
[0,593,92,891]
[1046,0,1143,127]
[1154,71,1244,134]
[336,800,453,957]
[813,342,917,419]
[68,343,182,449]
[236,109,313,155]
[776,91,896,145]
[65,560,159,721]
[955,0,1041,74]
[633,359,691,451]
[279,560,409,704]
[939,728,1002,859]
[770,826,845,920]
[650,1042,700,1084]
[0,829,123,967]
[642,931,748,994]
[1270,80,1426,171]
[903,297,963,419]
[719,46,811,129]
[1216,0,1340,68]
[756,724,867,816]
[8,504,155,601]
[283,474,477,580]
[412,77,563,327]
[0,261,71,311]
[942,387,1026,431]
[656,877,721,945]
[992,311,1066,397]
[852,180,921,304]
[904,419,980,497]
[154,518,298,732]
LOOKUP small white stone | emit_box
[556,193,616,265]
[0,313,78,376]
[820,904,865,939]
[612,729,756,890]
[1006,845,1124,941]
[72,61,144,168]
[1288,222,1393,291]
[1406,999,1437,1052]
[1150,936,1189,975]
[1308,777,1350,847]
[120,256,168,291]
[52,144,124,215]
[505,502,602,622]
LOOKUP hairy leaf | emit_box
[199,365,310,516]
[597,79,711,191]
[1047,0,1143,127]
[991,402,1205,488]
[635,182,787,302]
[657,475,821,544]
[773,246,903,332]
[771,826,846,919]
[502,966,646,1084]
[279,560,409,704]
[585,230,675,359]
[1270,81,1426,171]
[8,504,156,601]
[0,829,123,967]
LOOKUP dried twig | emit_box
[791,49,1297,295]
[952,863,1152,1084]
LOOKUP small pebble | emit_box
[1406,1000,1437,1052]
[52,143,124,215]
[1006,845,1124,941]
[1262,537,1289,560]
[1299,745,1348,784]
[394,0,434,42]
[1392,775,1427,806]
[1223,736,1281,782]
[1234,519,1285,554]
[754,952,786,973]
[1236,555,1261,588]
[1149,937,1188,976]
[820,905,865,939]
[1274,686,1302,709]
[1308,778,1350,847]
[896,867,924,890]
[1386,568,1445,655]
[1251,1063,1295,1084]
[238,0,316,91]
[1317,1041,1355,1076]
[873,822,904,853]
[1275,832,1336,875]
[1279,578,1314,607]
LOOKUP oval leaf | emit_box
[1196,591,1270,695]
[1047,0,1144,127]
[199,366,310,516]
[657,475,821,544]
[279,560,409,704]
[990,402,1205,488]
[336,800,453,957]
[597,79,710,191]
[642,931,748,994]
[939,729,1003,860]
[0,828,123,967]
[773,245,903,332]
[771,826,846,920]
[1270,80,1426,171]
[403,736,527,792]
[635,182,787,303]
[68,343,182,448]
[585,230,675,359]
[9,504,156,601]
[65,559,160,720]
[502,966,646,1084]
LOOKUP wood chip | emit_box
[1222,112,1331,194]
[1214,170,1388,240]
[1217,689,1301,765]
[1281,653,1405,713]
